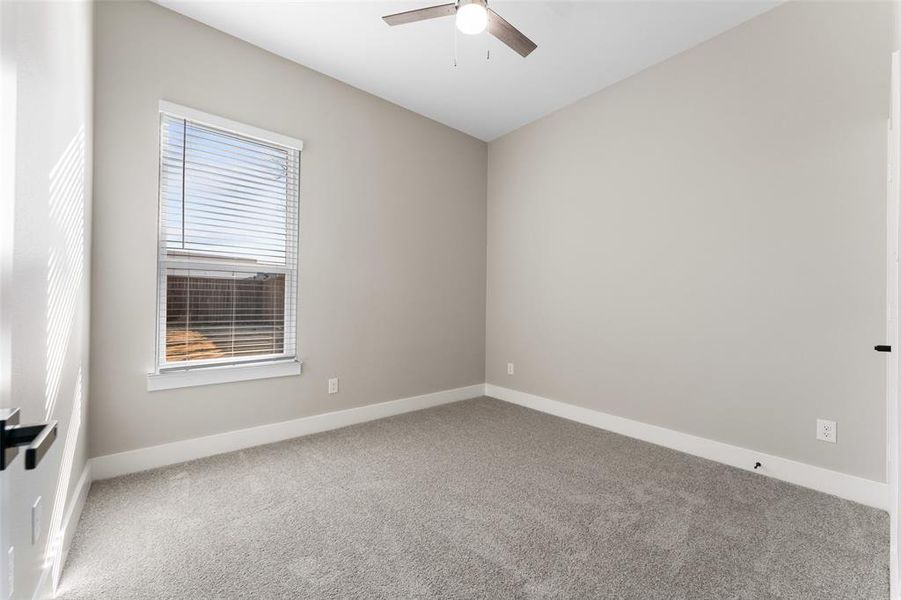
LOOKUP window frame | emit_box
[148,101,303,391]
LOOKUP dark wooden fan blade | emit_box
[383,3,456,26]
[488,9,537,57]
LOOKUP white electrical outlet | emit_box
[328,377,339,395]
[816,419,836,443]
[7,546,13,599]
[32,497,42,544]
[507,362,515,375]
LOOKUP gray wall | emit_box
[91,1,487,457]
[6,0,92,595]
[486,1,893,482]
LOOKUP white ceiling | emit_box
[155,1,778,141]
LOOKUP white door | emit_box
[890,49,901,600]
[0,3,22,599]
[0,3,89,598]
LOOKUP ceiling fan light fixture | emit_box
[456,0,488,35]
[382,0,536,57]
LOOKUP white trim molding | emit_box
[92,384,485,480]
[32,566,50,600]
[32,462,92,600]
[147,360,302,391]
[486,384,888,511]
[54,463,92,591]
[159,100,304,151]
[92,381,887,508]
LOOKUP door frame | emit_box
[889,48,901,600]
[0,2,16,598]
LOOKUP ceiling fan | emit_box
[382,0,537,58]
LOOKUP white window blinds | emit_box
[157,106,300,372]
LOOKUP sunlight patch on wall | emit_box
[45,125,84,419]
[45,367,82,587]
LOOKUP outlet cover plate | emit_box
[816,419,836,443]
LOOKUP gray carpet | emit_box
[57,397,888,599]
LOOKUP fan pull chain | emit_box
[454,24,458,67]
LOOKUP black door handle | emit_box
[0,408,58,470]
[876,345,892,352]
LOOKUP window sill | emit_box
[147,360,302,392]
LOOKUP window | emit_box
[150,102,302,389]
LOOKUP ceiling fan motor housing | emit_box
[456,0,489,35]
[457,0,488,10]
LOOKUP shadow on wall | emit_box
[43,124,86,588]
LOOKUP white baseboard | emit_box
[91,384,485,480]
[31,565,50,600]
[892,546,899,600]
[54,462,92,591]
[486,384,888,511]
[31,462,93,600]
[89,381,888,505]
